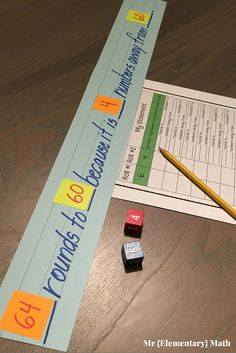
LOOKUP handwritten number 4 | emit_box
[14,301,41,329]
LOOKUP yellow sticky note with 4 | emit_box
[126,10,150,24]
[53,178,95,210]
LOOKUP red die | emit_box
[124,208,144,236]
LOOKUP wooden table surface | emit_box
[0,1,235,352]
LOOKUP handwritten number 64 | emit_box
[67,184,84,204]
[14,301,41,329]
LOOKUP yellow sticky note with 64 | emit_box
[0,290,54,340]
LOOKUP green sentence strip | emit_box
[0,1,166,352]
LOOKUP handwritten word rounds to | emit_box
[53,178,95,210]
[0,290,54,340]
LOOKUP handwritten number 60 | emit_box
[134,12,145,21]
[67,184,84,204]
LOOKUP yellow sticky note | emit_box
[126,10,150,24]
[0,290,54,340]
[53,178,95,210]
[93,95,122,115]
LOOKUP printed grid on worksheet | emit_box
[117,89,236,207]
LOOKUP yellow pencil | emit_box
[159,147,236,220]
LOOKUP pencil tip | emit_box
[159,147,163,153]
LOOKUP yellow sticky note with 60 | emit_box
[53,178,95,210]
[126,10,150,24]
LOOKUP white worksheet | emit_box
[113,80,236,224]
